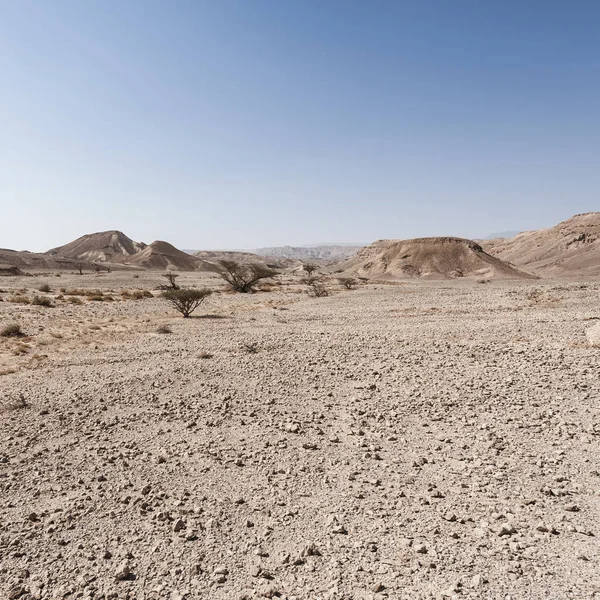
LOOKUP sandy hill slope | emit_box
[47,230,146,262]
[338,237,535,280]
[0,248,100,272]
[253,245,362,262]
[194,250,294,269]
[125,241,218,271]
[483,212,600,278]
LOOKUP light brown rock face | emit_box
[484,212,600,278]
[339,236,535,280]
[125,240,218,272]
[47,230,146,262]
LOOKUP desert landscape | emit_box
[1,213,599,599]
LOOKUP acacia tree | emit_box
[338,277,357,290]
[303,263,318,276]
[162,288,212,317]
[218,260,277,293]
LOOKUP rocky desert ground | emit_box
[1,271,600,599]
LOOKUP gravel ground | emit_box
[1,273,599,599]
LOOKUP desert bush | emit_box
[338,277,357,290]
[88,294,113,301]
[38,283,51,293]
[0,393,27,411]
[32,295,53,307]
[301,275,318,286]
[66,296,84,304]
[163,288,212,317]
[157,324,172,334]
[1,323,23,338]
[303,263,318,276]
[159,271,180,291]
[9,295,30,304]
[133,290,153,299]
[242,342,259,354]
[308,282,329,297]
[199,351,213,359]
[218,260,277,293]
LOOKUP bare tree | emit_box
[218,260,277,293]
[160,271,180,290]
[307,281,329,297]
[338,277,357,290]
[303,263,318,276]
[162,288,212,317]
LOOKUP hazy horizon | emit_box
[3,1,599,252]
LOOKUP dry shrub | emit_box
[1,323,23,338]
[338,277,357,290]
[133,290,153,299]
[199,351,213,359]
[88,294,113,302]
[9,295,30,304]
[38,283,51,292]
[242,342,259,354]
[308,282,329,297]
[157,324,172,334]
[32,295,53,307]
[0,393,28,411]
[67,296,84,304]
[163,288,212,317]
[13,342,30,355]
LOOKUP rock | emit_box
[173,518,186,532]
[115,560,131,581]
[497,523,516,537]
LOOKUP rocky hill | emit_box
[483,212,600,277]
[252,245,362,262]
[339,237,535,280]
[0,248,100,272]
[193,250,294,269]
[47,230,146,262]
[125,241,218,272]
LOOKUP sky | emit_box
[1,0,599,252]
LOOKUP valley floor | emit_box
[1,273,599,599]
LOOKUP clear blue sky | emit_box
[2,0,599,251]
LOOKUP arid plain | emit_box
[1,268,599,599]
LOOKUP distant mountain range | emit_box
[483,231,521,240]
[1,213,598,278]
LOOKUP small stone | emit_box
[415,544,427,554]
[331,524,347,534]
[115,560,131,581]
[497,523,516,537]
[173,518,186,532]
[28,512,39,522]
[565,503,580,512]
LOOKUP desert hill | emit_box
[194,250,294,269]
[338,236,535,280]
[483,212,600,277]
[47,230,146,262]
[125,241,218,272]
[0,248,100,273]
